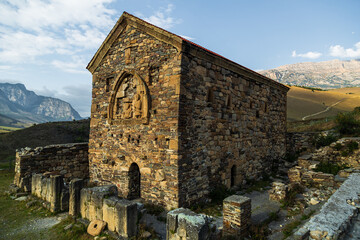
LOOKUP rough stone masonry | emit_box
[87,12,289,209]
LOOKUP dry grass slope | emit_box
[287,86,360,121]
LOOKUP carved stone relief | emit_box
[108,72,149,124]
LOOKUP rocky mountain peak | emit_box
[259,59,360,89]
[0,82,82,125]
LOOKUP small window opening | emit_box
[128,135,131,142]
[105,78,110,92]
[207,88,214,103]
[226,95,232,108]
[256,110,260,118]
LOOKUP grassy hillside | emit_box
[0,119,90,162]
[287,86,360,121]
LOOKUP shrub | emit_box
[333,143,343,151]
[347,141,359,152]
[314,161,348,175]
[335,112,360,135]
[209,184,234,204]
[313,134,337,149]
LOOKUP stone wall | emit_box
[89,23,181,209]
[178,44,288,206]
[286,132,317,155]
[312,137,360,168]
[14,143,88,190]
[288,166,338,188]
[293,173,360,239]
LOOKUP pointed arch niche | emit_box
[108,71,150,125]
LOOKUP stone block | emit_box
[80,185,118,221]
[167,208,211,240]
[103,197,138,238]
[223,195,251,239]
[69,179,84,216]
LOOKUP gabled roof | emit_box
[87,12,289,92]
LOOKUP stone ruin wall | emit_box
[89,24,181,209]
[14,142,89,190]
[177,46,288,206]
[286,132,318,155]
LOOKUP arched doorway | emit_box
[128,163,140,199]
[231,165,236,187]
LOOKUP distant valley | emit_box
[0,83,81,128]
[287,86,360,121]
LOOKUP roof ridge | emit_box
[123,12,287,90]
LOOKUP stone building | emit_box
[87,12,289,209]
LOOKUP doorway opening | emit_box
[128,163,141,199]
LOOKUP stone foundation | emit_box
[223,195,251,239]
[14,143,89,191]
[286,132,317,155]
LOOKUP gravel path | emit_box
[2,213,67,240]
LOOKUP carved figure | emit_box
[122,101,132,119]
[133,94,142,118]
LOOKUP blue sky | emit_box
[0,0,359,117]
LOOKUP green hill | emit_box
[0,119,90,162]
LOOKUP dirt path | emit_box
[302,100,344,120]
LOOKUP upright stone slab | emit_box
[49,175,63,212]
[31,174,43,198]
[223,195,251,239]
[167,208,211,240]
[69,178,84,216]
[103,197,138,238]
[80,188,92,220]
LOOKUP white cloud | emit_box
[0,65,11,70]
[0,0,116,66]
[144,4,181,30]
[329,41,360,58]
[292,50,322,59]
[51,56,88,74]
[180,35,195,41]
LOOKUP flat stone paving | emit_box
[244,190,281,225]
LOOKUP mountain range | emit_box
[259,59,360,89]
[0,83,81,127]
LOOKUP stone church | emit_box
[87,12,289,209]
